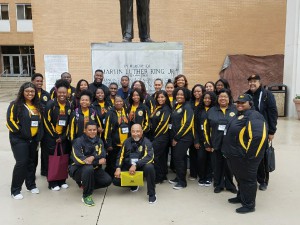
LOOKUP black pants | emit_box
[72,165,112,197]
[198,145,213,182]
[105,146,121,178]
[43,134,69,188]
[189,144,198,178]
[228,156,263,209]
[152,134,169,182]
[211,150,236,190]
[113,163,156,196]
[257,149,269,185]
[10,135,38,195]
[119,0,150,39]
[172,134,193,187]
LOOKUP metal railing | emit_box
[0,70,8,77]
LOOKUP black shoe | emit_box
[168,178,178,185]
[228,197,242,204]
[149,195,157,204]
[227,188,238,194]
[259,183,268,191]
[236,206,255,214]
[214,187,224,193]
[140,38,154,42]
[173,183,186,190]
[130,186,139,192]
[122,37,132,42]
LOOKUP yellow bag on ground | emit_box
[121,171,144,186]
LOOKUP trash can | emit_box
[268,84,287,117]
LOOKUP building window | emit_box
[16,4,32,20]
[0,4,9,20]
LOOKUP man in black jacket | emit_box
[69,121,112,206]
[245,74,278,191]
[113,124,156,203]
[88,69,109,101]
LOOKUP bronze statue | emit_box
[120,0,153,42]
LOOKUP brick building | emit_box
[0,0,286,88]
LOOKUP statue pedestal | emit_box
[91,42,183,93]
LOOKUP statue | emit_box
[119,0,153,42]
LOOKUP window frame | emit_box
[0,4,9,20]
[16,4,32,20]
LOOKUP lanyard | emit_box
[258,91,263,111]
[24,104,36,115]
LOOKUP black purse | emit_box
[266,142,275,172]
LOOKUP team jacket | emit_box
[69,134,106,175]
[116,137,154,168]
[43,99,72,141]
[103,107,129,148]
[127,103,150,133]
[222,109,268,159]
[88,82,109,101]
[146,95,156,114]
[38,89,51,113]
[6,102,44,141]
[92,100,112,127]
[194,107,209,145]
[204,104,237,150]
[69,106,102,141]
[149,104,172,141]
[50,86,76,101]
[171,102,194,141]
[245,86,278,135]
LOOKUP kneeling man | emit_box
[113,124,156,203]
[69,121,112,206]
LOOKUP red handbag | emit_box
[47,143,69,181]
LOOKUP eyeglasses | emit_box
[24,90,35,93]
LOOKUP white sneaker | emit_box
[61,183,69,189]
[29,188,40,194]
[12,193,24,200]
[51,186,60,191]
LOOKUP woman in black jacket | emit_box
[150,90,172,183]
[169,87,194,190]
[6,82,43,199]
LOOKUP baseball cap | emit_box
[247,74,261,81]
[235,94,252,103]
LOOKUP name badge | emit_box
[168,124,172,129]
[131,158,138,164]
[218,125,226,131]
[201,125,204,130]
[58,120,66,126]
[121,127,129,134]
[31,121,39,127]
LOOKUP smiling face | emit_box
[215,81,224,92]
[157,93,166,106]
[132,91,140,104]
[193,86,203,100]
[115,96,124,110]
[109,84,118,97]
[95,88,105,102]
[131,124,143,141]
[165,83,174,96]
[85,124,98,138]
[176,77,186,88]
[154,80,163,92]
[133,82,142,90]
[32,76,43,90]
[80,81,89,91]
[218,92,229,107]
[248,79,260,93]
[80,95,91,109]
[94,71,104,83]
[203,94,212,107]
[56,87,68,103]
[205,83,214,92]
[24,87,36,102]
[176,90,185,104]
[236,101,251,112]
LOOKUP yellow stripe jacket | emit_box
[222,109,268,159]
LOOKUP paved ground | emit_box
[0,101,299,225]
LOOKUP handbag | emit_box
[266,142,275,172]
[47,143,69,181]
[121,171,144,186]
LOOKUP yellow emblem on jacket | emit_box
[91,114,95,120]
[177,108,182,113]
[238,115,244,120]
[156,111,161,116]
[68,109,71,115]
[43,96,48,101]
[229,112,235,117]
[138,110,143,116]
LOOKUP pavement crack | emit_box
[96,187,108,225]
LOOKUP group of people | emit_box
[6,70,278,213]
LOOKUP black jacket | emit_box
[194,107,209,145]
[69,106,102,141]
[38,89,51,113]
[127,103,150,133]
[69,134,106,176]
[88,82,109,101]
[222,109,268,159]
[43,99,72,141]
[149,104,172,141]
[116,137,154,168]
[50,86,75,101]
[204,104,237,150]
[6,101,44,141]
[171,102,194,141]
[91,100,112,128]
[103,107,129,148]
[245,86,278,135]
